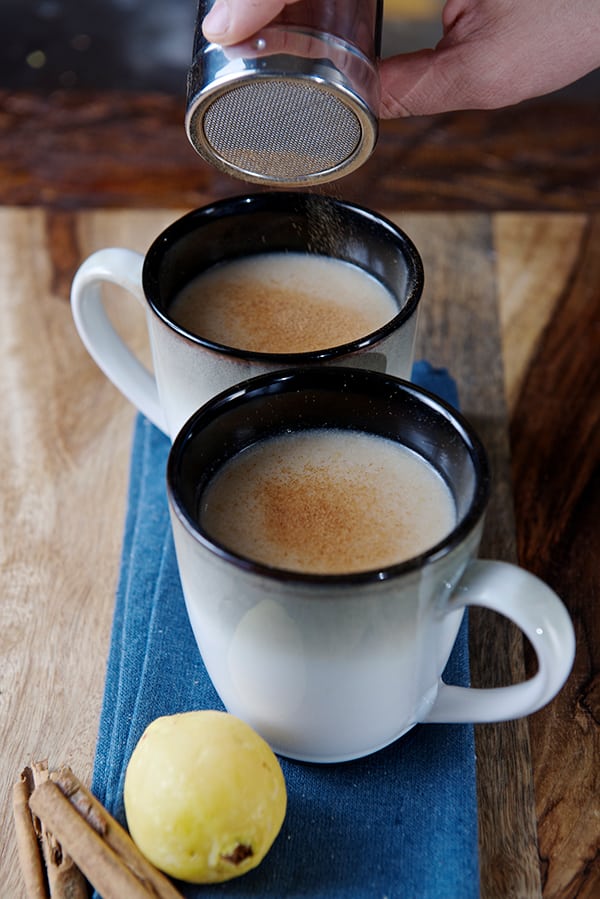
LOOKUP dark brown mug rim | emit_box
[167,367,490,586]
[142,191,424,363]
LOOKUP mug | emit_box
[70,192,423,438]
[166,366,575,763]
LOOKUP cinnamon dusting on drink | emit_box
[201,430,456,575]
[170,253,397,354]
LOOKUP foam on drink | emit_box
[200,429,456,575]
[170,253,398,354]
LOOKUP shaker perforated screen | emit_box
[191,78,373,186]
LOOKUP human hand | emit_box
[202,0,600,118]
[202,0,302,50]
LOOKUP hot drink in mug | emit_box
[71,193,423,438]
[170,252,399,356]
[200,428,456,574]
[166,366,575,763]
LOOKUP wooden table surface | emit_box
[0,89,598,899]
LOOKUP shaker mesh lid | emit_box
[187,75,376,187]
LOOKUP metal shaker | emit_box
[185,1,383,187]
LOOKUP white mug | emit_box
[71,192,423,438]
[166,367,576,763]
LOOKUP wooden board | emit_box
[1,90,599,213]
[0,209,597,898]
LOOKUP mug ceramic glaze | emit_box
[166,366,575,763]
[70,192,423,438]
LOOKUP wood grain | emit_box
[508,215,600,899]
[0,89,599,212]
[407,213,542,897]
[0,209,597,899]
[495,214,589,413]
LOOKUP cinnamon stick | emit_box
[29,768,182,899]
[12,770,47,899]
[13,762,88,899]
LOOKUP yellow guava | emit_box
[123,710,287,883]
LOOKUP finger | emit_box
[202,0,298,46]
[379,32,599,119]
[380,0,600,119]
[379,45,519,118]
[379,51,443,118]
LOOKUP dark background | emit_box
[2,0,597,99]
[0,0,445,94]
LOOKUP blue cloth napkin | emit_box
[92,362,479,899]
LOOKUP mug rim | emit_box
[166,367,491,586]
[142,191,424,363]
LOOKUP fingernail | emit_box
[203,0,230,37]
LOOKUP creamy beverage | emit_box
[166,367,574,763]
[200,429,456,574]
[170,253,399,354]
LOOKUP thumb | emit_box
[379,45,507,118]
[202,0,300,46]
[378,19,600,118]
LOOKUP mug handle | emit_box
[71,248,168,434]
[424,559,575,723]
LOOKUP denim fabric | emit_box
[92,362,479,898]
